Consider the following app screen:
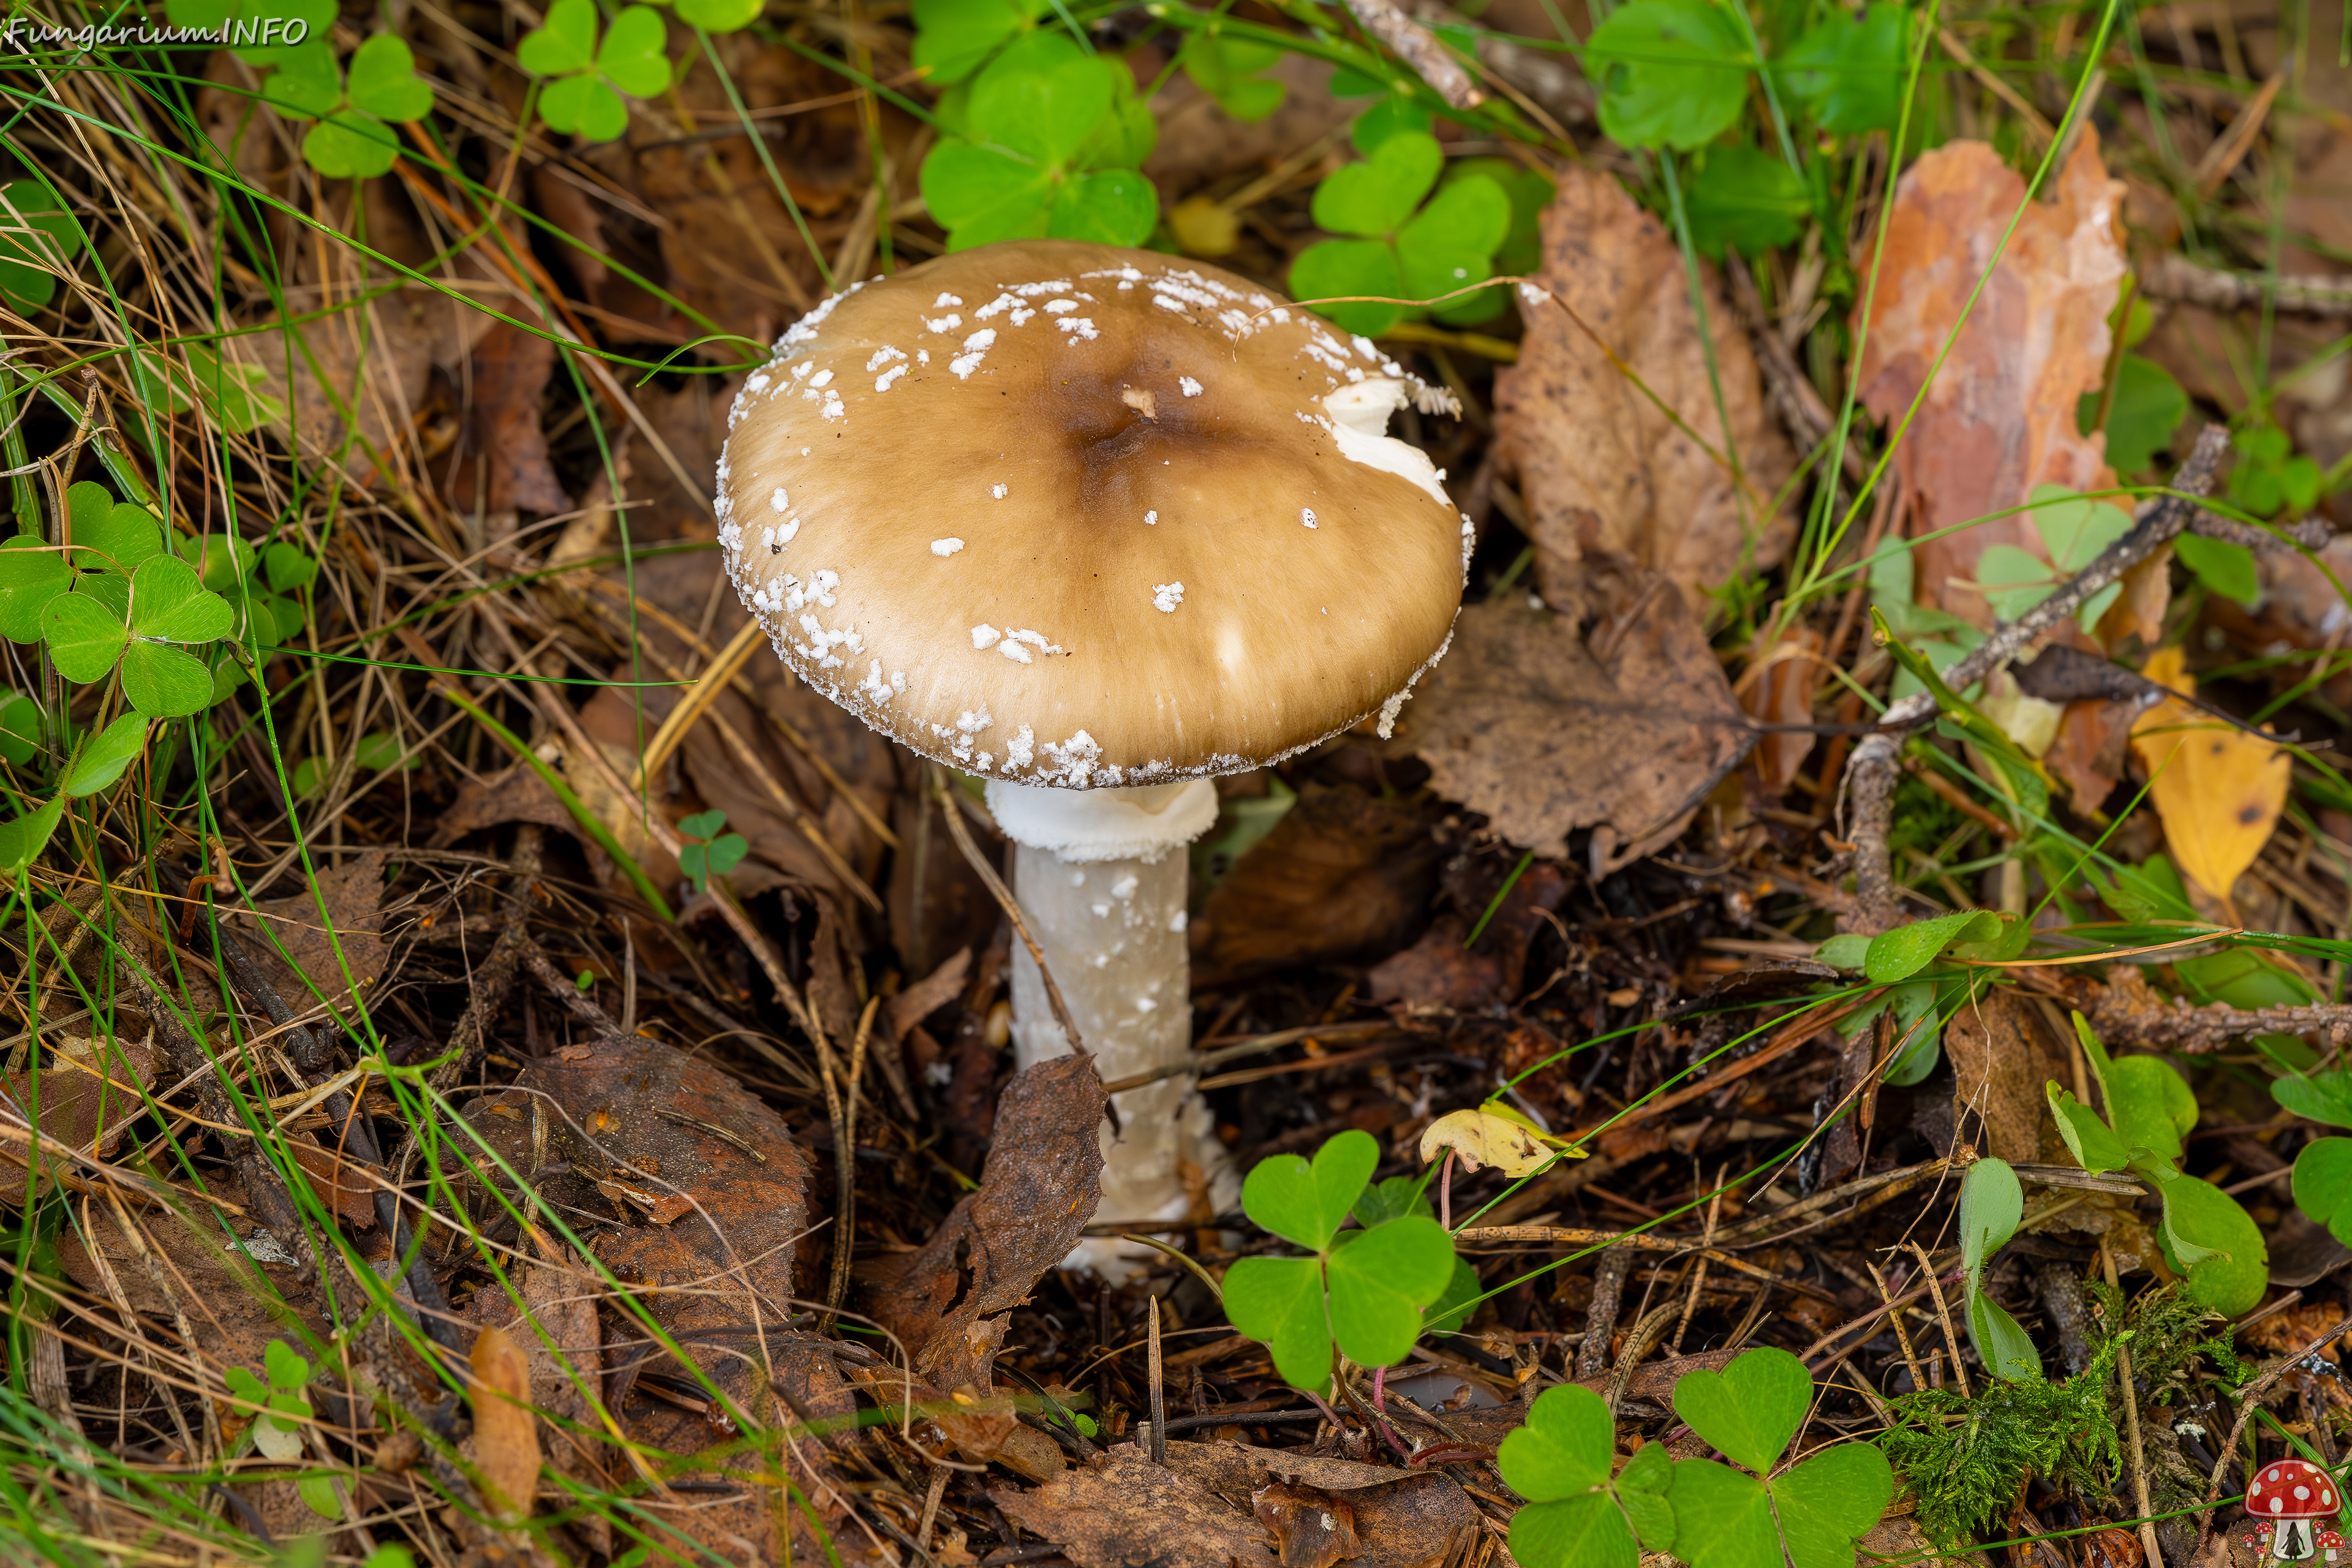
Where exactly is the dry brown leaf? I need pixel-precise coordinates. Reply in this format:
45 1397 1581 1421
844 1366 1065 1480
2045 698 2139 813
1494 165 1797 609
2130 646 2290 905
1256 1482 1361 1568
1384 595 1751 873
1191 782 1444 988
1942 987 2070 1164
869 1053 1106 1390
995 1447 1281 1568
1855 132 2132 630
471 1248 611 1551
1366 861 1567 1010
886 947 971 1043
469 1325 541 1523
0 1031 159 1204
227 850 391 1009
1744 630 1823 793
442 321 570 520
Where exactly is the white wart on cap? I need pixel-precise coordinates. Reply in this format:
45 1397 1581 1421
716 239 1471 786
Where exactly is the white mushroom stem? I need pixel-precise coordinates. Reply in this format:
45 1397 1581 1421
986 778 1235 1280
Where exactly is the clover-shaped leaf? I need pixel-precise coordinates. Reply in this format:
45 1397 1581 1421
1501 1385 1678 1568
1179 32 1286 123
1672 1347 1811 1474
297 35 435 178
130 345 286 436
0 537 70 643
522 0 672 143
264 541 320 595
1684 144 1809 261
262 40 342 118
0 176 86 313
1665 1350 1892 1568
0 695 40 767
1244 1126 1379 1250
66 482 163 572
41 594 127 685
1583 0 1751 151
265 1339 312 1391
676 808 748 894
2278 1069 2352 1130
1779 1 1909 134
912 0 1047 85
1286 239 1403 336
1225 1129 1460 1390
1312 130 1442 238
132 556 236 643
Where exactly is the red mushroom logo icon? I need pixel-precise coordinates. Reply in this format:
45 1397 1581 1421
2248 1460 2342 1561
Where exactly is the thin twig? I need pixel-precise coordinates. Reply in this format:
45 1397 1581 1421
925 766 1085 1057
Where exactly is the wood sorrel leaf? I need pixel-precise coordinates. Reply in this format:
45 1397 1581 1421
1509 1494 1638 1568
0 537 70 643
1670 1347 1812 1475
1771 1441 1894 1568
120 642 215 718
1667 1459 1777 1568
1325 1214 1453 1368
131 556 234 643
1499 1384 1616 1500
1241 1127 1377 1251
2274 1069 2352 1130
1221 1254 1327 1390
40 593 127 685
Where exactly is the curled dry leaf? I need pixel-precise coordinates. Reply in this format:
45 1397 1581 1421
1855 131 2130 631
869 1053 1107 1390
1419 1105 1578 1176
443 320 571 519
1368 857 1567 1011
0 1030 159 1204
1384 595 1751 875
2130 646 2290 905
1942 986 2071 1164
1494 164 1797 611
469 1325 541 1524
1254 1481 1361 1568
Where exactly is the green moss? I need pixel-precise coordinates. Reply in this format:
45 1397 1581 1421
1878 1338 2122 1550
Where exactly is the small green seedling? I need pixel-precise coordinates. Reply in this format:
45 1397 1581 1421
225 1340 315 1464
576 968 597 992
1501 1348 1893 1568
260 36 437 178
2227 424 2324 520
920 31 1158 251
1223 1128 1457 1390
1290 105 1513 336
1777 1 1910 135
1178 31 1287 123
2046 1011 2266 1313
0 176 87 312
1958 1155 2037 1380
676 809 749 895
1683 145 1809 260
519 0 674 144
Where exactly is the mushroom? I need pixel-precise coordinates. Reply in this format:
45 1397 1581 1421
2248 1458 2340 1561
715 241 1469 1276
2320 1526 2346 1562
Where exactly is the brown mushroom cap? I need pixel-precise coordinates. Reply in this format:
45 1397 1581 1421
715 239 1468 787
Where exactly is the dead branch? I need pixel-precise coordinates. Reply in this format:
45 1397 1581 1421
2035 964 2352 1055
2141 252 2352 318
1839 424 2231 932
1341 0 1486 109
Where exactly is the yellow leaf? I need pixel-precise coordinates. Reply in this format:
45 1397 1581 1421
469 1325 541 1524
1418 1105 1582 1177
2128 646 2288 906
